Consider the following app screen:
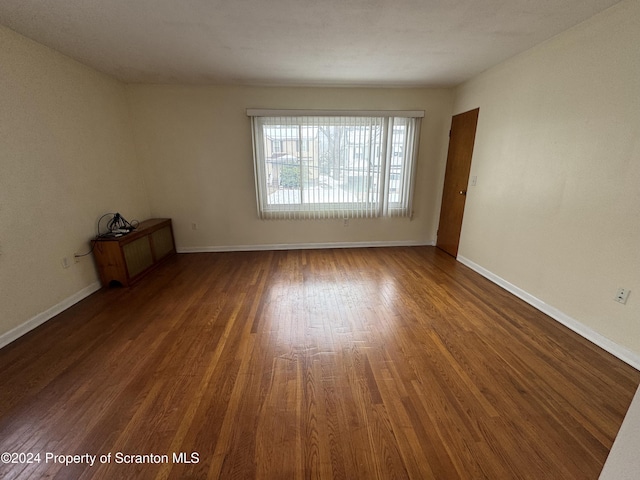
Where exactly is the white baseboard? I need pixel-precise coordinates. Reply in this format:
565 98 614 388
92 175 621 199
178 239 435 253
0 282 101 350
457 255 640 371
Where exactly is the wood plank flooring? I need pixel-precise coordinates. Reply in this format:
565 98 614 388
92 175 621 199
0 247 638 479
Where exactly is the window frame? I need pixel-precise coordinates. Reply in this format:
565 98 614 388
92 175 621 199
248 109 423 220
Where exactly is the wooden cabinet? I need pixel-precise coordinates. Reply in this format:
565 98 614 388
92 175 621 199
92 218 176 287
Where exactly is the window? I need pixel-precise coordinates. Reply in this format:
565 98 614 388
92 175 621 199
248 109 423 220
271 139 283 153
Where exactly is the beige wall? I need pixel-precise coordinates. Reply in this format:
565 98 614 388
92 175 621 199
453 0 640 355
0 26 150 339
126 85 453 250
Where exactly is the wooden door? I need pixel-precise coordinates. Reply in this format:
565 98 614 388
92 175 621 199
436 108 479 257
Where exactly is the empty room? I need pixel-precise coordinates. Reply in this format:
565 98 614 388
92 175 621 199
1 0 639 479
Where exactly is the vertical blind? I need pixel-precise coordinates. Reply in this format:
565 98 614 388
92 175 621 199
248 110 423 220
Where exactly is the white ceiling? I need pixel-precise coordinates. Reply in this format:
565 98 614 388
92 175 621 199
0 0 622 87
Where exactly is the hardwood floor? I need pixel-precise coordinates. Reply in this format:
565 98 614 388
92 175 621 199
0 247 638 479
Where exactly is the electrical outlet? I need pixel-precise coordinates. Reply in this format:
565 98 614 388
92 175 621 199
343 218 349 227
191 222 198 230
471 175 477 186
61 257 71 269
615 288 630 305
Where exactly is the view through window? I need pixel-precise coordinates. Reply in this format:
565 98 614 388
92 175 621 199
249 111 423 219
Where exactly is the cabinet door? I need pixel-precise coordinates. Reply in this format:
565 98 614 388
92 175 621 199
123 237 153 278
151 225 175 261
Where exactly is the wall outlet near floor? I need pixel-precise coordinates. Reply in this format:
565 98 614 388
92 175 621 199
191 222 198 230
614 288 630 305
61 257 71 269
343 218 349 227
